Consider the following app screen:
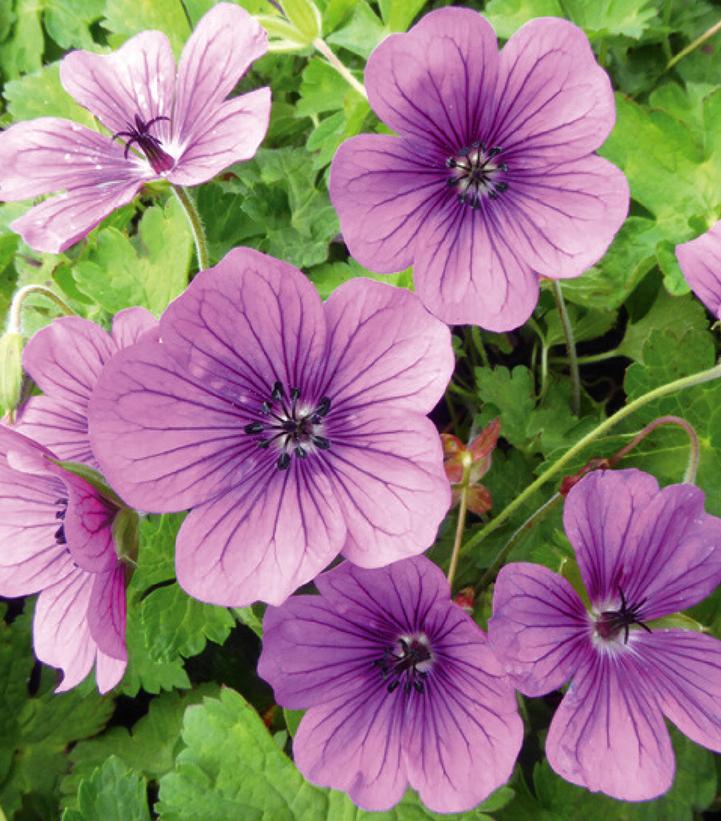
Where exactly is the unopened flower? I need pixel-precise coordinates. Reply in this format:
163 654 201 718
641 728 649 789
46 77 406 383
489 468 721 801
441 417 500 515
258 556 523 812
676 221 721 318
0 3 270 253
16 308 157 468
330 8 629 331
88 247 454 607
0 427 127 693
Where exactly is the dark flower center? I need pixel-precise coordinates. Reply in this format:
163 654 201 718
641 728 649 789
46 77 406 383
54 497 68 546
112 114 174 174
595 588 652 645
243 381 332 471
373 634 433 694
446 142 509 208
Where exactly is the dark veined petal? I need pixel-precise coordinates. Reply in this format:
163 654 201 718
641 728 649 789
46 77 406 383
88 565 127 682
676 220 721 318
489 562 589 697
16 397 94 469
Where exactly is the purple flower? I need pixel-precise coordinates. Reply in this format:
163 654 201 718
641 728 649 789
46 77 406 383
258 556 523 812
329 8 629 331
0 3 270 253
676 221 721 319
488 468 721 801
0 427 126 693
87 248 454 607
16 307 158 469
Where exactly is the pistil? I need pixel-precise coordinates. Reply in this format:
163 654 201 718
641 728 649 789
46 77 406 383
446 142 509 207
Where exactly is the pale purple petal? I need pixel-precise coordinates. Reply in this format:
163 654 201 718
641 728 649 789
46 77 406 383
175 463 346 607
321 278 454 413
88 565 127 668
499 155 629 279
16 397 94 467
546 651 674 801
111 306 159 347
413 203 540 331
635 630 721 753
365 8 499 149
60 31 175 137
489 562 589 696
95 652 127 694
325 409 450 567
329 134 441 274
172 3 267 148
676 220 721 318
168 88 271 187
404 608 522 813
0 117 147 201
492 18 615 163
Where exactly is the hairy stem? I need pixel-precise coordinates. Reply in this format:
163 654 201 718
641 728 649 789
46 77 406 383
551 280 580 415
8 285 75 334
313 37 368 99
461 360 721 559
173 186 209 270
667 17 721 71
447 455 472 590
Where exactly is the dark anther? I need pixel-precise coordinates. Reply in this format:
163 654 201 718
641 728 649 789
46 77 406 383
445 157 457 168
290 387 301 401
277 452 291 471
488 146 502 157
295 445 307 459
261 401 272 414
244 422 264 434
312 435 331 450
499 163 508 172
597 587 652 644
414 680 424 693
387 681 400 693
272 382 284 401
315 397 331 417
488 190 498 200
257 439 270 449
374 635 432 696
54 524 66 545
495 182 509 192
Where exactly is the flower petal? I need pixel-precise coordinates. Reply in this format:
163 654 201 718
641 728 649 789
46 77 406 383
405 608 523 813
111 306 159 348
492 18 615 163
16 396 94 469
172 3 267 147
676 220 721 318
413 204 540 331
60 31 175 136
546 651 674 801
87 565 127 674
325 409 450 567
175 462 346 607
635 630 721 752
58 470 117 573
321 277 453 414
0 117 144 201
329 134 441 274
501 155 629 279
489 562 589 696
169 88 270 187
365 7 499 149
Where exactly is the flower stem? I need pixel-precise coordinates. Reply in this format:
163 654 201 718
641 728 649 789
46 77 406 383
172 186 209 270
550 348 622 366
551 280 580 415
8 284 75 334
666 17 721 71
447 454 472 590
460 360 721 560
313 37 368 100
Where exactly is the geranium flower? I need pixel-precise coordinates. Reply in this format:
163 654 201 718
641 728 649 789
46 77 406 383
87 247 454 607
329 8 629 331
17 307 157 469
257 556 523 812
488 468 721 801
441 417 500 515
0 427 126 693
676 221 721 318
0 3 270 253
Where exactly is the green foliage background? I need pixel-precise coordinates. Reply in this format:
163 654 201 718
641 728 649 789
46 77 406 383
1 0 721 818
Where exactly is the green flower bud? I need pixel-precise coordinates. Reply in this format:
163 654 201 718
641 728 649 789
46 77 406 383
0 332 24 416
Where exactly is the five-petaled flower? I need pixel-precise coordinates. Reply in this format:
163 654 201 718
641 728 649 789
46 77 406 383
676 221 721 319
330 8 629 331
0 427 127 693
258 556 523 812
0 3 271 253
489 468 721 801
16 307 158 469
87 247 454 607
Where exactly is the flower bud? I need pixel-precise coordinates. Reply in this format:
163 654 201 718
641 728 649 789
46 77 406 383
0 332 24 416
257 0 322 51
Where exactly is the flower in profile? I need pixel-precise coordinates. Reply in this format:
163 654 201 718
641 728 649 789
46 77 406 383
488 468 721 801
258 556 523 812
441 417 500 515
88 247 454 607
0 427 127 693
16 307 157 469
329 8 629 331
0 3 270 253
676 221 721 318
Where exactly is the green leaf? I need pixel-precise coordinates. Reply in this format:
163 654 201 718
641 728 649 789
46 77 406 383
474 366 535 449
308 259 413 300
0 0 44 79
327 0 386 59
102 0 190 56
297 57 354 117
72 196 192 315
483 0 563 40
44 0 105 49
62 757 150 821
4 62 96 125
